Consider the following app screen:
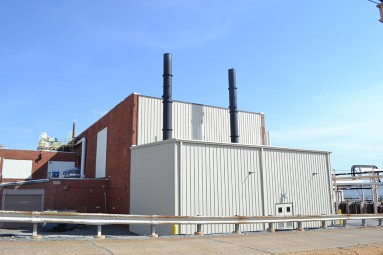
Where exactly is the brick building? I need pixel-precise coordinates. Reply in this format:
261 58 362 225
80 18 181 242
0 92 266 218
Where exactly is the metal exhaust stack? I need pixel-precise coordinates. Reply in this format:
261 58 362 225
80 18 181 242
162 53 173 140
228 68 239 143
72 122 76 142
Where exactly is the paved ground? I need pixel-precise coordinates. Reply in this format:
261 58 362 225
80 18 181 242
1 223 383 254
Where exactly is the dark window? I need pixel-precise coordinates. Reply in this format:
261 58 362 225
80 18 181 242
287 207 291 213
278 207 282 213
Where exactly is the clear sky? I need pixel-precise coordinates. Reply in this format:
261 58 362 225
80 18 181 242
0 1 382 171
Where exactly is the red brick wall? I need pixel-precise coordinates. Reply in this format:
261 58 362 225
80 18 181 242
75 93 138 214
0 150 78 182
0 179 109 213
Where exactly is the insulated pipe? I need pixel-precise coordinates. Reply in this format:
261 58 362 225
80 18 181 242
228 68 239 143
75 137 86 178
162 53 173 140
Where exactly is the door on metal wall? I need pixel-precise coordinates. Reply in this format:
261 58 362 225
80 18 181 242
275 203 293 229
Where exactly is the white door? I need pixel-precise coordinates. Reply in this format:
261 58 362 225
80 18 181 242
275 203 293 229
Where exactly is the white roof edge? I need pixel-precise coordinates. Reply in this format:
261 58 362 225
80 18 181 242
131 138 331 154
138 94 264 115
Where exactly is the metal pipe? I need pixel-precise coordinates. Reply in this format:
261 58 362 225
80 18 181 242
162 53 173 140
351 165 378 176
228 68 239 143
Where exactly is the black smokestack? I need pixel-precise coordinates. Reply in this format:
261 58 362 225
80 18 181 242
228 68 239 143
162 53 173 140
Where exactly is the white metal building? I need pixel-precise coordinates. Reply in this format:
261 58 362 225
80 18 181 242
130 139 333 235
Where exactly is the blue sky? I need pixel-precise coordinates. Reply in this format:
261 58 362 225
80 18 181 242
0 1 382 171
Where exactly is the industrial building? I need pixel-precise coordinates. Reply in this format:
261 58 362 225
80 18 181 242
0 53 334 234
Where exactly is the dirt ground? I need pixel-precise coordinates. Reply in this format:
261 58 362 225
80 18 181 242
284 242 383 255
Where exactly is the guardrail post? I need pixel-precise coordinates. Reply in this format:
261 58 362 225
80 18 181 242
94 225 105 239
267 222 275 233
194 224 204 236
31 223 42 239
379 219 383 226
342 220 347 228
362 219 367 228
149 225 158 238
321 220 327 229
232 223 241 234
297 222 304 232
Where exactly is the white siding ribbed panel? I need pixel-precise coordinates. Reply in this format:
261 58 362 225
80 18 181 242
137 96 264 145
130 139 333 235
137 96 163 144
262 149 333 228
130 142 178 236
95 127 107 178
2 159 32 179
238 112 263 145
202 106 231 143
179 143 263 234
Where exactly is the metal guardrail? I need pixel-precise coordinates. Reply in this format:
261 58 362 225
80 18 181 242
0 210 382 239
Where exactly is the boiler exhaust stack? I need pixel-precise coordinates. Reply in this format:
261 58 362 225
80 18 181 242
72 122 76 142
162 53 173 140
228 68 239 143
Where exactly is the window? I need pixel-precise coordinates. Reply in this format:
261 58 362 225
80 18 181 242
278 207 283 213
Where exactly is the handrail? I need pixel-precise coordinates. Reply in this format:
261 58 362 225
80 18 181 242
0 210 382 238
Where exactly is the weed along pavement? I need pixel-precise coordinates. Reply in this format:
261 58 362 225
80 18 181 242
1 225 383 255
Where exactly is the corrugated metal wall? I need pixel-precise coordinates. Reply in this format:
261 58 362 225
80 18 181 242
130 142 178 236
130 139 333 235
262 149 333 228
179 142 264 234
137 96 264 145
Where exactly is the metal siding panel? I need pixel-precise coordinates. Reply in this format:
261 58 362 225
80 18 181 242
137 96 163 145
131 139 332 235
238 112 263 145
203 107 230 143
130 142 177 236
138 96 264 145
179 143 263 234
95 127 107 178
262 149 332 228
2 159 32 179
